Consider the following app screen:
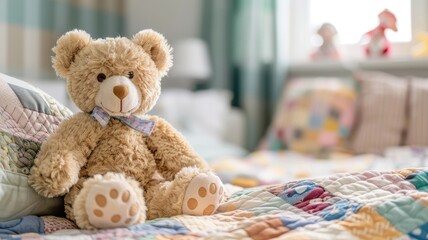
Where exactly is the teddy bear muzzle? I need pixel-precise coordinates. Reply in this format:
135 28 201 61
95 75 141 116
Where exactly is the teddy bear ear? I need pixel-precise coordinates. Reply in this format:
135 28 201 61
52 29 92 78
132 29 173 77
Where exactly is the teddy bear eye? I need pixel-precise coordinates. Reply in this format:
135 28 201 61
128 71 134 79
97 73 106 82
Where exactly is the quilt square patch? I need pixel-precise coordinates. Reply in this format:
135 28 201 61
339 206 403 240
318 199 362 221
8 84 52 115
376 196 428 234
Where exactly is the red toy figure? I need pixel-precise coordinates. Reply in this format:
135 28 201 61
363 9 397 58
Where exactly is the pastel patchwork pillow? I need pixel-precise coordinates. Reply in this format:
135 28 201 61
263 78 357 157
0 72 72 220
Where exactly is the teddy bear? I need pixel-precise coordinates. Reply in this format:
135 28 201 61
28 29 225 229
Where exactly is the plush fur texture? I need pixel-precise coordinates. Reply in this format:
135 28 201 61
28 29 223 229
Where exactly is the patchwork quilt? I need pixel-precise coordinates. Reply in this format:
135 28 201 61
1 73 428 239
2 168 428 239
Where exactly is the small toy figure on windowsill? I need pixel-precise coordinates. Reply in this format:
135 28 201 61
311 23 340 61
362 9 397 58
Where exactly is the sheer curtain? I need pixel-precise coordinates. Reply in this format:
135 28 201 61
202 0 289 150
0 0 124 80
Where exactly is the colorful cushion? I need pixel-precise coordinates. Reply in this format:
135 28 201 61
262 78 357 157
406 78 428 146
351 72 408 154
0 72 72 220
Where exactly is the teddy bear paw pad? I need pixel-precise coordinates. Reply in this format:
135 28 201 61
85 181 143 228
182 172 224 216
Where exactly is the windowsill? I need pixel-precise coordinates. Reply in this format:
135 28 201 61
289 57 428 73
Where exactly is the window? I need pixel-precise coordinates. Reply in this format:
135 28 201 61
309 0 411 44
289 0 427 62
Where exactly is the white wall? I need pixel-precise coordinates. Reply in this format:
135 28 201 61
125 0 203 43
125 0 204 88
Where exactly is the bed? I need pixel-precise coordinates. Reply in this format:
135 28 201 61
2 168 428 239
1 72 428 239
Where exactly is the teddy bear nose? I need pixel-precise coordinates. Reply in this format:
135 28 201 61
113 85 129 100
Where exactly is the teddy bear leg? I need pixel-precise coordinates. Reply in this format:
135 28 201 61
64 178 85 223
72 172 147 229
146 167 225 219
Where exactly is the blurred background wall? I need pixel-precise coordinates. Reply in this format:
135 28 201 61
0 0 290 150
2 0 428 153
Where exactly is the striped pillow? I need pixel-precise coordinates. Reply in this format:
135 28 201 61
406 78 428 146
351 72 408 154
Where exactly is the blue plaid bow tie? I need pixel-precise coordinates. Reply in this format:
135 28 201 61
91 106 156 136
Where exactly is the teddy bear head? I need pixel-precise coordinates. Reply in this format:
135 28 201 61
52 29 172 116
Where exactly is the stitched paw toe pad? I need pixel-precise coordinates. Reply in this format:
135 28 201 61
85 181 142 228
183 172 224 216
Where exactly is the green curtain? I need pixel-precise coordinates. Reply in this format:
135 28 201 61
202 0 289 150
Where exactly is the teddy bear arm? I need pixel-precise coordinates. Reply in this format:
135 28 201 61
146 116 209 180
29 113 103 197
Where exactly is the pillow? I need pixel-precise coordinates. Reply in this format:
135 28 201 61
406 78 428 146
0 72 72 220
351 71 408 154
151 89 232 139
262 78 357 157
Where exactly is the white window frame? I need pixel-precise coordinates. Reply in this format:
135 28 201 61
289 0 428 63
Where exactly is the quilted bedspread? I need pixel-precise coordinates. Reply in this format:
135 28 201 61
4 168 428 240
